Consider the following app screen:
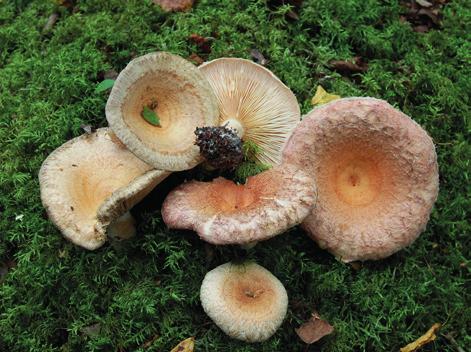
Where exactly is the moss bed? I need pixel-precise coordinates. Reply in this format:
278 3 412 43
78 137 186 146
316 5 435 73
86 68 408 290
0 1 469 351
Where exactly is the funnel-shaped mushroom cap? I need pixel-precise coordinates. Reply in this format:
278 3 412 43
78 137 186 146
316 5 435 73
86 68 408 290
106 52 218 171
283 98 439 262
162 164 316 245
200 262 288 342
39 128 170 250
199 58 300 165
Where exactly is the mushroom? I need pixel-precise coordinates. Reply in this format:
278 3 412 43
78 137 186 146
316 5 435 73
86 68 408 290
199 58 300 165
39 128 170 250
200 262 288 342
282 97 439 262
106 52 218 171
161 164 316 245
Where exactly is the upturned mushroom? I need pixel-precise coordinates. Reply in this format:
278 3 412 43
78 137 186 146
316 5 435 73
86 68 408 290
39 128 170 250
282 97 439 262
200 262 288 342
199 58 300 165
161 164 316 245
106 52 218 171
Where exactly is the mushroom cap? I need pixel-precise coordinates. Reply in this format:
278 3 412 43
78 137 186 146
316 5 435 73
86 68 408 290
106 52 219 171
39 128 170 250
199 58 300 165
283 98 439 262
161 164 316 245
200 262 288 342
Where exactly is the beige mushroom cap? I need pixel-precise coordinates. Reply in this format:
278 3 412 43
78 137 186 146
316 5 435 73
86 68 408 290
161 164 316 245
283 98 439 262
106 52 218 171
199 58 300 165
200 262 288 342
39 128 170 250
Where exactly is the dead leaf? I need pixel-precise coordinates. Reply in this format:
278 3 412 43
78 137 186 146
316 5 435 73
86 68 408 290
295 312 334 344
250 49 268 66
81 125 96 134
329 57 368 74
170 337 194 352
141 334 159 348
311 86 341 106
188 34 213 54
400 323 441 352
153 0 194 12
416 0 433 8
188 53 204 65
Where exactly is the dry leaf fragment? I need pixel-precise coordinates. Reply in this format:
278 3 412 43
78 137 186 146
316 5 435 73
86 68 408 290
188 53 204 65
295 312 334 344
416 0 433 8
400 323 441 352
250 49 269 66
153 0 194 12
188 34 213 54
170 337 194 352
329 56 368 74
311 86 341 106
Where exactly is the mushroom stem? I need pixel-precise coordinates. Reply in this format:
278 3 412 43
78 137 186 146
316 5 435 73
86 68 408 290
222 118 245 137
107 211 136 240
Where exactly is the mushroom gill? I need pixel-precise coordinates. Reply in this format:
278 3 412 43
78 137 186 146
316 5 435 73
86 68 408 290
199 58 300 165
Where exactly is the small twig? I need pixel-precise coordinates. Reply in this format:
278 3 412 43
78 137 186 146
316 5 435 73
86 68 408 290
43 12 59 33
442 333 466 352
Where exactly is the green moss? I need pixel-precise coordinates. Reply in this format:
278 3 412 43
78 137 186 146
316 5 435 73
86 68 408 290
0 0 470 351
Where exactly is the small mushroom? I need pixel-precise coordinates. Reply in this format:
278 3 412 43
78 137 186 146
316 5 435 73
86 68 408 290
106 52 218 171
39 128 170 250
199 58 300 165
200 262 288 342
283 98 439 262
161 164 316 245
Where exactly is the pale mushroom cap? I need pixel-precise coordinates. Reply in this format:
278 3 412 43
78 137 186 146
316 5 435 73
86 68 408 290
161 164 317 245
39 128 170 250
283 97 439 262
200 262 288 342
199 58 300 165
106 52 219 171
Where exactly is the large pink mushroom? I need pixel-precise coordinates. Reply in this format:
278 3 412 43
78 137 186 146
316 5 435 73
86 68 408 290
161 164 317 245
283 97 439 262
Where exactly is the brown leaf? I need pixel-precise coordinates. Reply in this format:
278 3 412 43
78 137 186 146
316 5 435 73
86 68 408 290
170 337 194 352
250 49 268 66
188 53 204 65
295 312 334 344
329 57 368 74
153 0 194 12
188 34 213 54
400 323 441 352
